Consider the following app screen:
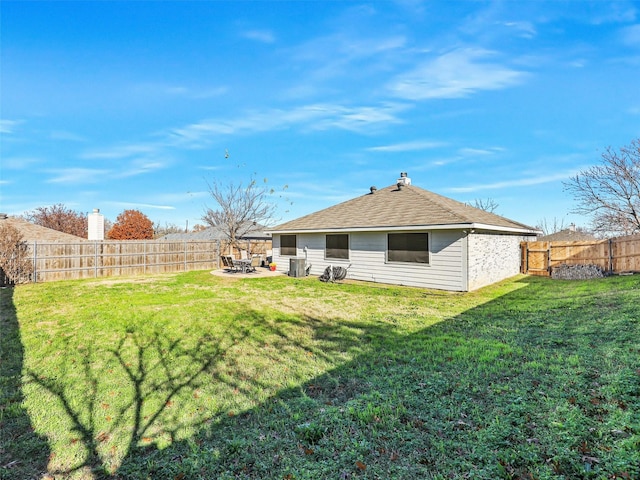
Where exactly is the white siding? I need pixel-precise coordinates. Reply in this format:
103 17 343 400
467 233 525 290
273 231 466 291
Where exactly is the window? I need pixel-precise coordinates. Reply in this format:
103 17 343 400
280 234 297 256
387 233 429 264
326 234 349 260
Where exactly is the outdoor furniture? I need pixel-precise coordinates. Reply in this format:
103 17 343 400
231 258 252 273
246 255 261 273
220 255 232 272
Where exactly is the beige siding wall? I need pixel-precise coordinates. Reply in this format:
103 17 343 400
467 233 524 290
273 230 466 291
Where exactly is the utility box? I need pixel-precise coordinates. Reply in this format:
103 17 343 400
289 257 306 277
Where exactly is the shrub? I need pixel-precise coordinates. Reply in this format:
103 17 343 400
0 222 33 285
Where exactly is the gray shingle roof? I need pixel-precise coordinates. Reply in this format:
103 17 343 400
0 216 88 242
271 184 537 234
159 223 271 241
537 228 597 242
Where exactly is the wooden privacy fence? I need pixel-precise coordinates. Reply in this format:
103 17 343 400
23 240 220 283
521 235 640 276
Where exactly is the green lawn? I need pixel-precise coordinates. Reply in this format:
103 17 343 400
1 271 639 479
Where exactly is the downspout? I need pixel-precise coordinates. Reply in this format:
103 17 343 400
461 231 469 292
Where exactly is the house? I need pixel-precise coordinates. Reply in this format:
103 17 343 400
159 222 272 258
0 214 87 243
537 224 597 242
267 173 540 291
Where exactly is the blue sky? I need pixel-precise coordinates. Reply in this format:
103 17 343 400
2 1 639 231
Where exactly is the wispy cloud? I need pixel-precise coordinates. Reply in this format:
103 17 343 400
458 147 504 156
131 83 228 100
502 21 537 39
446 171 577 193
2 156 42 170
106 201 176 211
242 29 276 44
366 140 447 152
168 102 407 147
46 168 111 184
0 119 22 134
388 48 527 100
81 143 159 160
114 160 169 178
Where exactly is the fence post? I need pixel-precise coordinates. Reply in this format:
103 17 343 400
609 238 614 274
144 241 147 275
184 241 187 271
33 241 38 283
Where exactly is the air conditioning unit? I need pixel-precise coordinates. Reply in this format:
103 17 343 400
289 257 306 277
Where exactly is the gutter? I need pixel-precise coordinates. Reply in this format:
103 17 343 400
267 223 540 236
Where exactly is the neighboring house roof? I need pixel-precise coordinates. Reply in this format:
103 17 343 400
159 223 271 241
0 215 87 242
270 183 539 235
537 228 597 242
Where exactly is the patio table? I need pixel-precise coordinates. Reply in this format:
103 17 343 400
233 258 252 273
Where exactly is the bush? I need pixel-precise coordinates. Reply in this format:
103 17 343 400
0 223 33 285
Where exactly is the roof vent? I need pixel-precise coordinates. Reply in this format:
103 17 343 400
397 172 411 186
370 186 377 194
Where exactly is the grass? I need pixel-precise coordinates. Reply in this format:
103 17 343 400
1 271 639 479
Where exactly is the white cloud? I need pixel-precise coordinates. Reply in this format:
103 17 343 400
388 48 527 100
81 143 159 160
458 147 504 156
242 29 276 44
366 140 447 152
0 119 22 134
46 168 111 184
446 171 577 193
115 160 169 178
167 102 407 147
2 156 42 170
107 201 175 211
503 21 537 39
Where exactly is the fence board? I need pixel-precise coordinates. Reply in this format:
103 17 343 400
521 235 640 276
21 240 222 283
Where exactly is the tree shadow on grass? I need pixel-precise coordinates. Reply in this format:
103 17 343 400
114 276 639 480
0 287 50 480
11 276 640 479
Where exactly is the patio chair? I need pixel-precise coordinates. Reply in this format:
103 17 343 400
223 255 240 272
247 254 262 273
220 255 232 272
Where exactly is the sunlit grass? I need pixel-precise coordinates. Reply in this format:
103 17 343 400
2 272 639 479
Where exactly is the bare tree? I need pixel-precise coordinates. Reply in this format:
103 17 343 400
153 222 185 238
535 217 567 237
23 203 87 238
564 139 640 236
202 176 279 253
469 198 499 213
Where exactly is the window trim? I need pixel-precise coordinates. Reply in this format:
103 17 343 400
386 232 430 264
280 234 297 257
325 233 350 260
